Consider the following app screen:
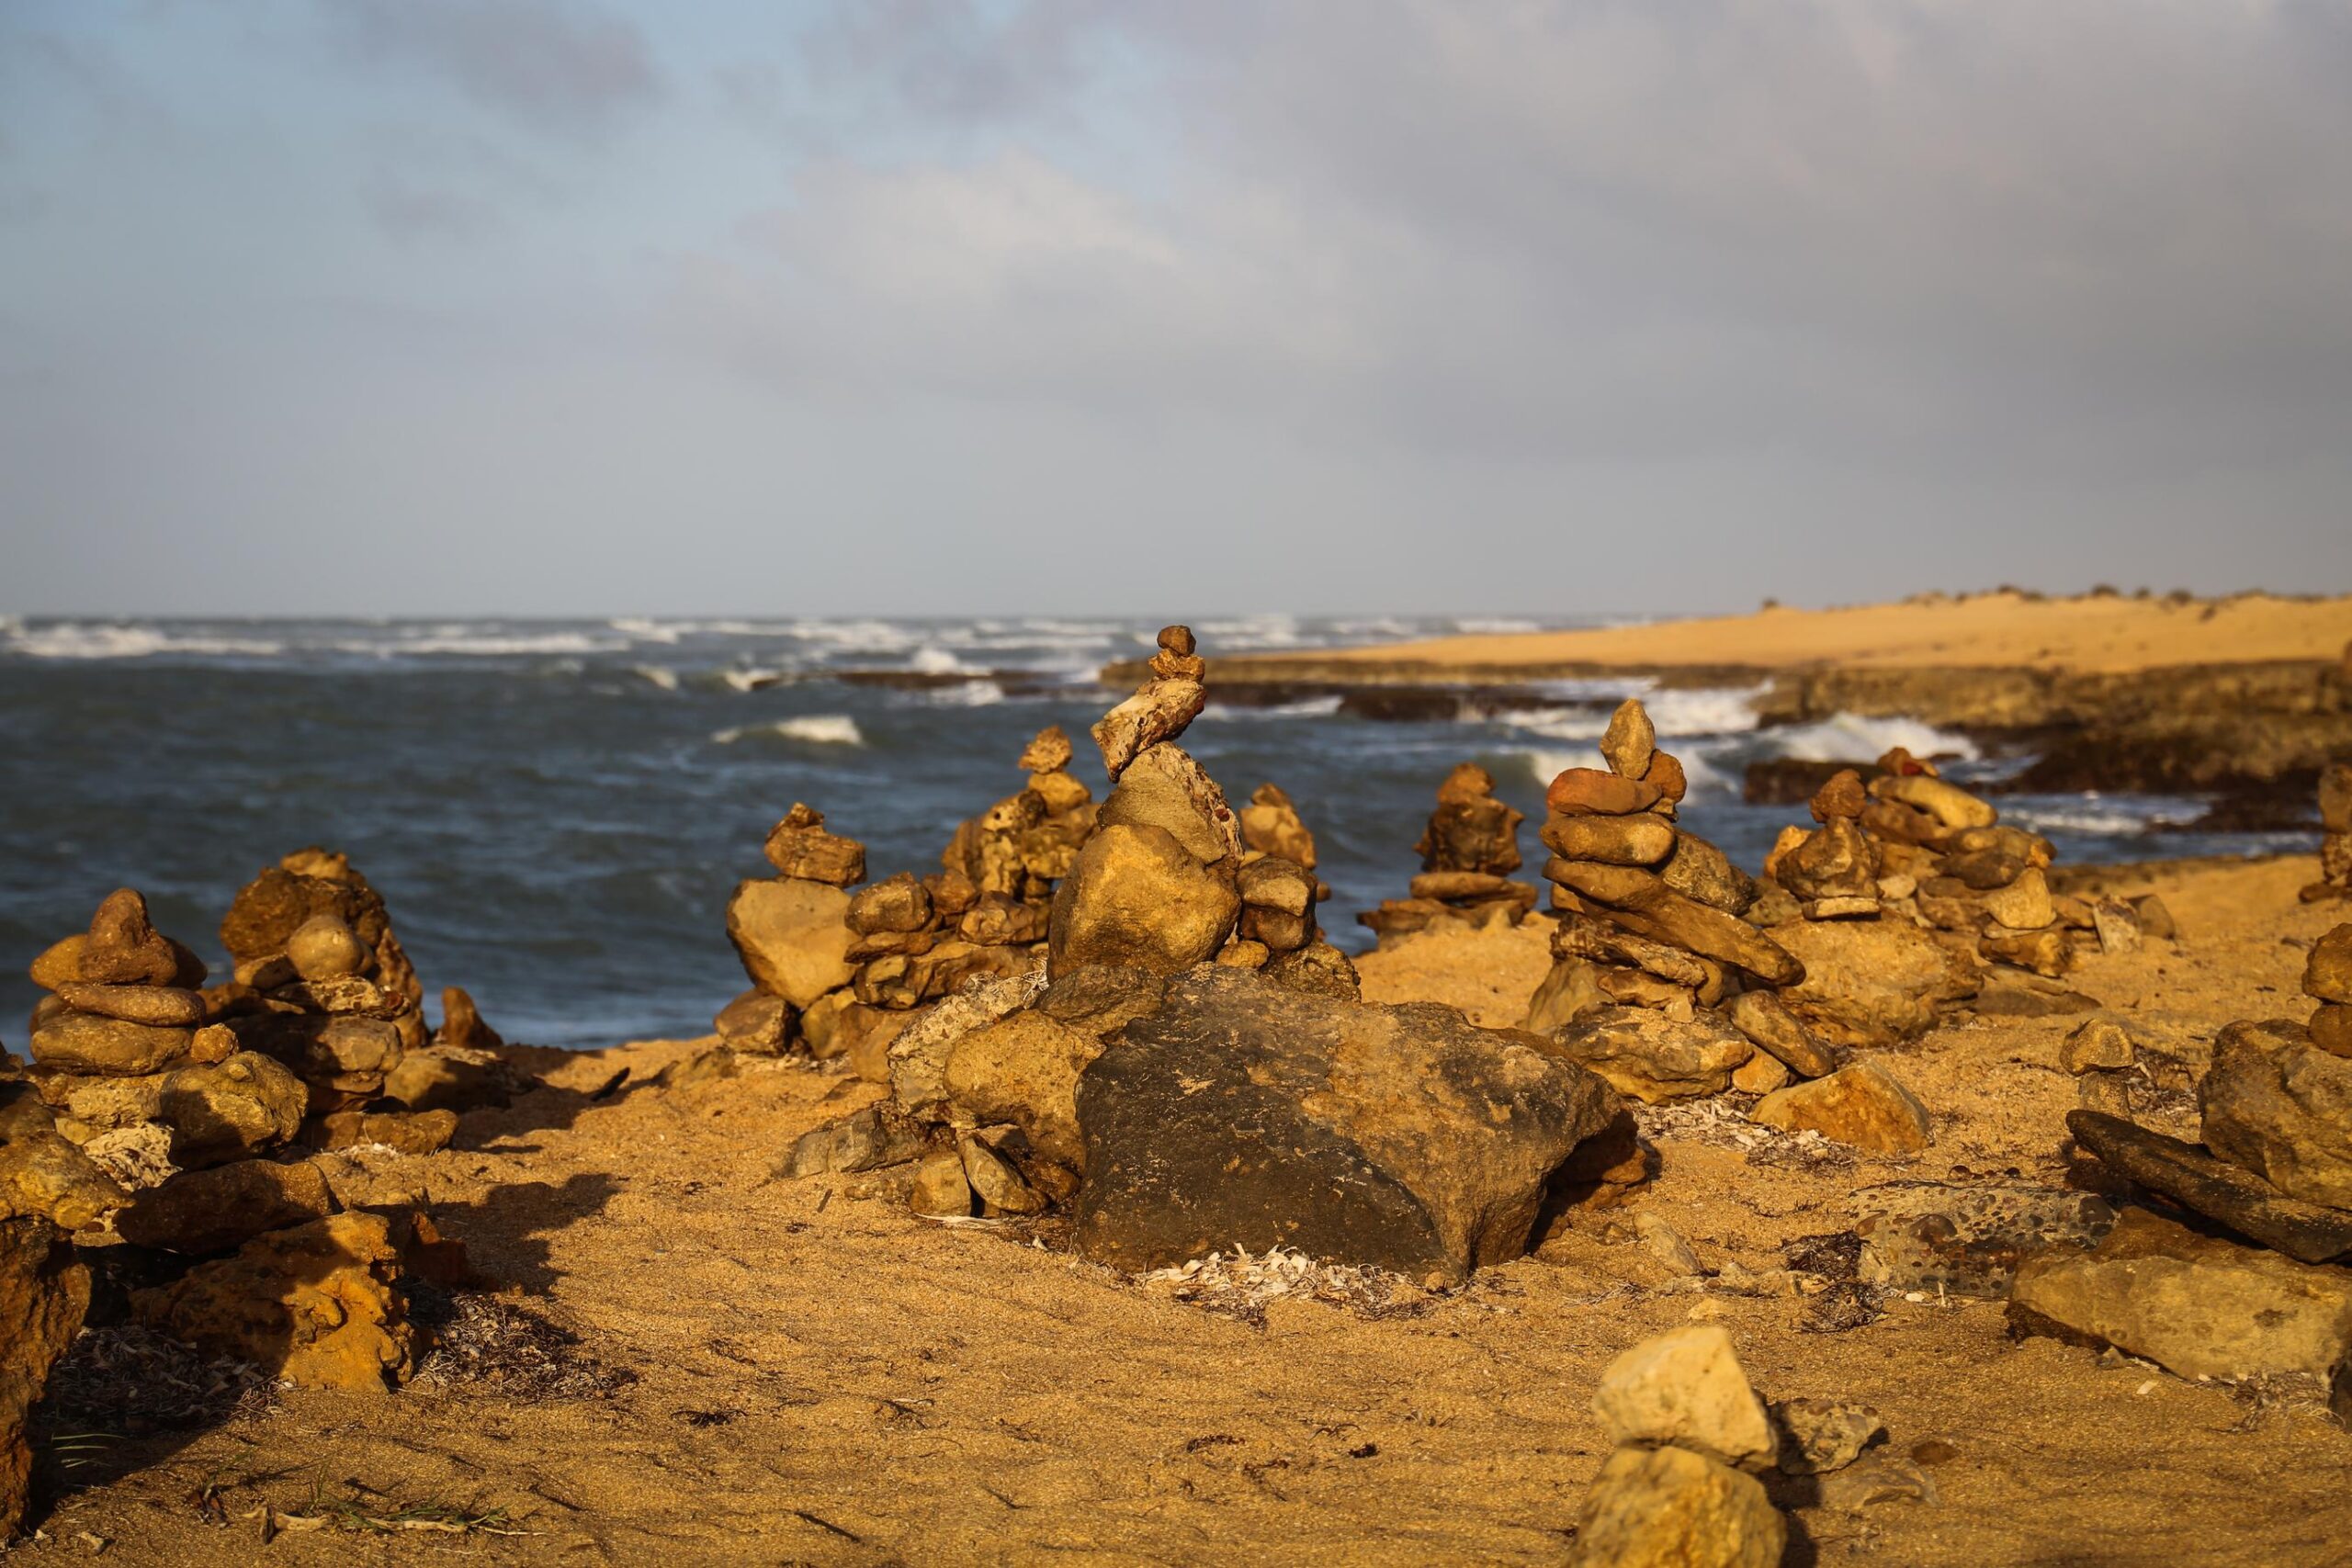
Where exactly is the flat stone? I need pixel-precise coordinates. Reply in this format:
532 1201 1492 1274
726 877 856 1008
30 1011 195 1077
2199 1019 2352 1209
1547 862 1801 986
115 1157 334 1254
763 803 867 886
1546 768 1665 818
1752 1065 1930 1154
1566 1444 1784 1568
1541 814 1677 867
1724 990 1838 1078
1548 1007 1752 1103
2069 1109 2352 1264
2062 1018 2138 1074
2009 1208 2352 1381
1555 915 1716 990
48 983 205 1028
1069 967 1618 1282
1873 774 1996 830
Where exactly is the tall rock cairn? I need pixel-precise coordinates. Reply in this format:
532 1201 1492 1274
2305 762 2351 904
12 886 416 1392
1359 764 1536 941
1529 700 1824 1101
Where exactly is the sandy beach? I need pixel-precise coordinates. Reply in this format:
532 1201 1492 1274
17 852 2346 1566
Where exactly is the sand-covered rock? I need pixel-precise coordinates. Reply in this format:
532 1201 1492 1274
1069 967 1617 1281
1548 1007 1753 1103
1566 1442 1784 1568
1752 1064 1931 1154
134 1211 414 1393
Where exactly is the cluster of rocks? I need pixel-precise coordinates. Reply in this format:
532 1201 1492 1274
1510 700 1926 1154
720 724 1102 1080
784 629 1638 1282
1570 1325 1906 1566
1768 749 2153 986
2307 762 2352 903
2013 923 2352 1385
1357 763 1536 939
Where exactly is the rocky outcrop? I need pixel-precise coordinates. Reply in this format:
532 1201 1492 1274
1069 967 1618 1281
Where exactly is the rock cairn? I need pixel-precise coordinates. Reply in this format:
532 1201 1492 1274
1527 701 1826 1104
2015 926 2352 1382
6 887 419 1395
2305 761 2351 903
783 626 1378 1230
1359 763 1537 940
718 725 1099 1081
209 850 458 1155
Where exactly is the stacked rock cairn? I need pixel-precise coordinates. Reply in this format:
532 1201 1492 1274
2305 761 2351 903
6 886 418 1398
718 723 1100 1079
782 625 1361 1219
2013 922 2352 1382
1526 701 1825 1099
1358 763 1537 940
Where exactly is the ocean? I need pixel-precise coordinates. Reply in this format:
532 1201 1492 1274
0 614 2315 1048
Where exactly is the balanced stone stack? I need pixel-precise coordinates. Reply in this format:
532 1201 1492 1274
2305 761 2352 904
209 852 454 1155
1526 700 1820 1102
2016 927 2352 1382
1359 764 1537 941
8 889 417 1393
720 803 865 1057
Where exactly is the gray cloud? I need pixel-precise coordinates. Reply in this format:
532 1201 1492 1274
323 0 661 133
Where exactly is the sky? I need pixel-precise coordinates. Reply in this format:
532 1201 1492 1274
2 0 2348 617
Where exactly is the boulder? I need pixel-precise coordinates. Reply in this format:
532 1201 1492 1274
1590 1325 1775 1471
2010 1208 2352 1381
1548 1008 1753 1103
941 1010 1108 1174
2199 1020 2352 1210
0 1217 90 1538
2068 1110 2352 1265
1566 1444 1784 1568
133 1211 413 1392
1752 1065 1930 1154
1770 918 1979 1047
1069 968 1618 1281
725 877 856 1008
1046 824 1238 978
115 1157 335 1254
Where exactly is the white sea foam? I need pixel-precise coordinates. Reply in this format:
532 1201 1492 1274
1645 686 1765 736
1756 714 1978 764
1453 616 1544 636
632 665 682 692
909 645 971 675
343 631 616 658
7 623 286 660
712 715 865 746
927 679 1004 706
720 668 788 693
1519 746 1606 785
785 619 918 653
1195 695 1346 721
1505 707 1610 741
610 617 684 644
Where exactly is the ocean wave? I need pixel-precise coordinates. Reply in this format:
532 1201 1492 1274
1645 686 1765 736
1504 707 1610 741
719 668 788 693
1196 695 1347 721
337 631 618 658
632 665 682 693
6 623 287 660
1198 614 1306 650
785 619 920 653
1453 616 1544 636
909 645 974 675
609 617 684 644
1754 714 1978 764
711 715 865 747
926 680 1004 706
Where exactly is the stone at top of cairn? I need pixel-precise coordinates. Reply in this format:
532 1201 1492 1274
1091 624 1208 781
1599 697 1655 783
1019 724 1075 775
763 802 866 886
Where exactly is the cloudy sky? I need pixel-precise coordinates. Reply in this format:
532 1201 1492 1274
3 1 2347 616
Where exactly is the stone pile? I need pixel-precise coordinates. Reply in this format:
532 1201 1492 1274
1569 1325 1904 1565
1358 763 1536 940
207 851 458 1155
2306 761 2352 903
785 626 1625 1275
5 887 420 1397
1524 701 1826 1104
718 723 1101 1080
2016 924 2352 1382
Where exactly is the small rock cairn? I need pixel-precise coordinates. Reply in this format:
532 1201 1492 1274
6 886 418 1394
718 721 1099 1079
2305 761 2351 903
782 626 1363 1222
1358 763 1536 940
2013 922 2352 1382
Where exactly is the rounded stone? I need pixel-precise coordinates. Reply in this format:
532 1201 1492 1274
287 914 368 982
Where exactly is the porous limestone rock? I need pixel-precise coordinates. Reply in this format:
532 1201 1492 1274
1770 918 1979 1047
1548 1008 1754 1104
134 1211 413 1393
1069 967 1618 1282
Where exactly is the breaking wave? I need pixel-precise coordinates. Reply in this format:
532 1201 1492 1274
710 716 865 747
